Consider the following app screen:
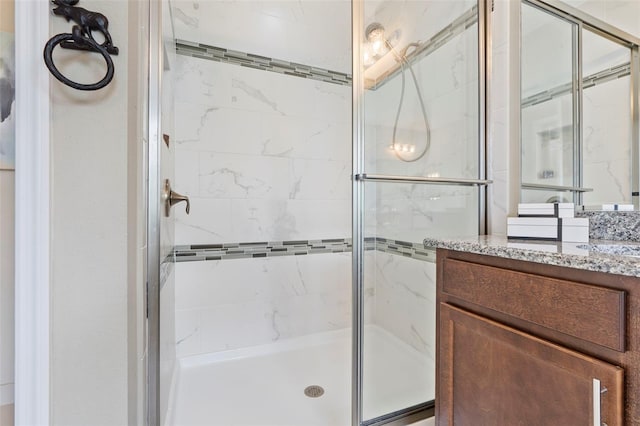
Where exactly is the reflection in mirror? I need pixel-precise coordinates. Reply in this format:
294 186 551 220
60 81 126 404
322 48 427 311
520 0 639 209
582 28 632 206
521 2 576 204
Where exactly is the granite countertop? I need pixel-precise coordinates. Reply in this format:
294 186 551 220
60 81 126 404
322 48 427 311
423 235 640 278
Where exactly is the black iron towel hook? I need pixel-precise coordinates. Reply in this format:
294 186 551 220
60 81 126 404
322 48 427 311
43 0 119 91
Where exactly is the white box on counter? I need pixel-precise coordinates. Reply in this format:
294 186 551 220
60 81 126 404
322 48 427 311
507 217 589 242
560 217 589 243
517 202 575 218
507 217 560 240
602 204 634 211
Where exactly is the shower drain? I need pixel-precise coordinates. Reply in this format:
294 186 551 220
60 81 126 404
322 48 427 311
304 385 325 398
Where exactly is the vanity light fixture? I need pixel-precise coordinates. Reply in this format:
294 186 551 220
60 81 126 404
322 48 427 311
365 22 387 56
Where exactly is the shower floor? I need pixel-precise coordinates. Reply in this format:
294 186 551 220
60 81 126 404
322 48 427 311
170 325 434 426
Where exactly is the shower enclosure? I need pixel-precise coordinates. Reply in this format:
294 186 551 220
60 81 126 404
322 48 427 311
147 0 488 425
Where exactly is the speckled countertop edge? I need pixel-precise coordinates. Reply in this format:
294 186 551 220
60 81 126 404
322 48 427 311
423 235 640 278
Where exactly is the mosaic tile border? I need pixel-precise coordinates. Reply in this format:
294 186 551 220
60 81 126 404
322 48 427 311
176 39 352 86
522 62 631 108
373 237 437 262
175 239 353 262
176 5 474 92
174 237 435 264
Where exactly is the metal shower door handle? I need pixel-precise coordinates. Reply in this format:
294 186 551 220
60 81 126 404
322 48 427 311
163 179 190 217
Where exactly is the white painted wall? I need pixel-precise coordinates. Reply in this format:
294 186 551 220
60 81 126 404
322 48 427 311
0 1 14 424
0 171 14 426
48 0 146 424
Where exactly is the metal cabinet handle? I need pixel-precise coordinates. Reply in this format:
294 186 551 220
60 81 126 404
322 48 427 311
593 378 601 426
163 179 190 217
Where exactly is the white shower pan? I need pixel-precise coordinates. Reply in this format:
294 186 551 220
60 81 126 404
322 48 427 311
170 325 434 426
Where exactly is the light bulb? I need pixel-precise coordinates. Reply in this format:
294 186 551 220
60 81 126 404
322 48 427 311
365 23 387 57
409 145 415 153
363 45 375 67
371 39 384 56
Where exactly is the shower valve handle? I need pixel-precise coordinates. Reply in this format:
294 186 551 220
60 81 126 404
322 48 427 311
163 179 190 217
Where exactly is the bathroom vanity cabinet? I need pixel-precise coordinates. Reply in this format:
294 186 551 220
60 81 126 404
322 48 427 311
435 248 640 425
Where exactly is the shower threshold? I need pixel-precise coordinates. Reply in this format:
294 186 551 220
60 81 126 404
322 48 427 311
169 325 434 426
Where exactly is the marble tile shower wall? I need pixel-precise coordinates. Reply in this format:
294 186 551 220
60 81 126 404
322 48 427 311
175 253 353 357
582 77 631 205
173 55 351 244
175 249 436 359
370 251 436 359
171 0 351 74
173 50 354 356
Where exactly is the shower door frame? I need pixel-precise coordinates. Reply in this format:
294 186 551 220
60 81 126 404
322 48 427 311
147 0 164 423
350 0 491 424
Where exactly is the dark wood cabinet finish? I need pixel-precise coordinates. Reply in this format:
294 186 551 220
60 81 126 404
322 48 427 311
436 249 640 425
442 257 626 351
439 303 623 426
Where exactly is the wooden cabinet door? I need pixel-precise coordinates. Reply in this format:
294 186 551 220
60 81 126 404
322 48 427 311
437 303 624 426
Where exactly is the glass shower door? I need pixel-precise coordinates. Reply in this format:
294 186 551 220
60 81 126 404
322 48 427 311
352 0 487 423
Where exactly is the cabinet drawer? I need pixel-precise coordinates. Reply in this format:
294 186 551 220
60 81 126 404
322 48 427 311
442 258 626 352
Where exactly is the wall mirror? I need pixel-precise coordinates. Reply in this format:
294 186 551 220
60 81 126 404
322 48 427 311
520 0 640 209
